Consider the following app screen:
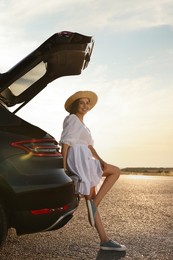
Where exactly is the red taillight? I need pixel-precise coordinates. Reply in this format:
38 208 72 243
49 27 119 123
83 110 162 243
31 205 69 215
10 138 62 157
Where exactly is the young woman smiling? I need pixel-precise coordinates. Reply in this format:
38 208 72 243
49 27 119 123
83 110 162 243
60 90 126 251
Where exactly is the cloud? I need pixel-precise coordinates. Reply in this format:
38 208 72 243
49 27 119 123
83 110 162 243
1 0 173 38
108 0 173 31
0 0 172 69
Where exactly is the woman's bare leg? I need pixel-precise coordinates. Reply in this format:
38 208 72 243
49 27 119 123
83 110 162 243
85 167 126 248
94 164 120 207
94 209 109 242
85 166 120 241
85 188 109 242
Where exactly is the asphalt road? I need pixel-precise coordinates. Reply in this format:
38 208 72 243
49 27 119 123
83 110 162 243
0 175 173 260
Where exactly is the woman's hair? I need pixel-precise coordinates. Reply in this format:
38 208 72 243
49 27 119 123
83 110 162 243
69 99 80 114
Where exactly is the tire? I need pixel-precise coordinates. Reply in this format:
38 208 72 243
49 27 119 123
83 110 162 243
0 201 8 248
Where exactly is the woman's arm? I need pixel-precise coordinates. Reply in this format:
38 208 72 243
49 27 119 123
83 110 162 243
88 145 108 170
61 143 70 171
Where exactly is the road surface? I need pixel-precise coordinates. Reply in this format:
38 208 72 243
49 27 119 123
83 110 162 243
0 175 173 260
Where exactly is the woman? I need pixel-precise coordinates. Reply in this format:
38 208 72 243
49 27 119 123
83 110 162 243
60 90 126 251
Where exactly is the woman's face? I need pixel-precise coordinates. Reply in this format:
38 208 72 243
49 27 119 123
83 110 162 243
77 97 90 115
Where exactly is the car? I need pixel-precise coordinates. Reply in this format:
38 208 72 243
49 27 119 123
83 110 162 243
0 31 94 247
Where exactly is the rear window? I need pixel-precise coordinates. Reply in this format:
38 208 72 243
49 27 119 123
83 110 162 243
8 62 46 96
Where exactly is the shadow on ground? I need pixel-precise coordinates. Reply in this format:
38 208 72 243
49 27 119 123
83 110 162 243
96 250 126 260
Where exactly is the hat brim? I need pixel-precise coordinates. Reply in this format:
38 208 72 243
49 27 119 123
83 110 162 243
65 91 98 112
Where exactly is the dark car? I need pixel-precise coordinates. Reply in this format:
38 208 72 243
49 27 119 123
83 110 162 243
0 31 94 247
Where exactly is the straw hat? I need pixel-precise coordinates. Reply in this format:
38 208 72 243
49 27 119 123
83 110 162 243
64 90 98 112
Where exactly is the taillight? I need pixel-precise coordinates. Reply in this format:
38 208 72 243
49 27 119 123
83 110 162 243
31 205 69 215
10 138 62 157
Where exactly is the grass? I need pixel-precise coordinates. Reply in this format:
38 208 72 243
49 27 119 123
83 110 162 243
121 167 173 176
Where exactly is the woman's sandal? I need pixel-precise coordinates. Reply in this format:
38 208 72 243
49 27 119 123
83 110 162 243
86 199 97 227
100 240 127 251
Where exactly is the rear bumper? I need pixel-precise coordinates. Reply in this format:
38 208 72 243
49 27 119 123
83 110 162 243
0 155 80 235
14 195 79 235
14 182 76 210
1 157 75 209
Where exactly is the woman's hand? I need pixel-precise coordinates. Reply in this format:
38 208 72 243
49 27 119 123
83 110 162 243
88 145 108 171
100 159 108 171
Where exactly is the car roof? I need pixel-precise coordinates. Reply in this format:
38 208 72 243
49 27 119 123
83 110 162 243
0 31 94 113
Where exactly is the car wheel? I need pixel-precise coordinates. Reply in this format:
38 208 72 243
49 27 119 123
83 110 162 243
0 201 8 247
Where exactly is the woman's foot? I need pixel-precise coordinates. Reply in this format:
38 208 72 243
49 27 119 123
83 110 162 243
100 240 126 251
86 199 97 227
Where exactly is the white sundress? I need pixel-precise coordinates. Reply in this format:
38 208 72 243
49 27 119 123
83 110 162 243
60 114 103 196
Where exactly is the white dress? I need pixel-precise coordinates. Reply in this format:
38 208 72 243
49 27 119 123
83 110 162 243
60 114 103 195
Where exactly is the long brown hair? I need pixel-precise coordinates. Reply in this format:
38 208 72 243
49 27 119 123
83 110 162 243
69 99 80 114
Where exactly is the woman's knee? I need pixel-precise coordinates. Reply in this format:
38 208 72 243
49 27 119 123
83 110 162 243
103 164 120 179
113 165 121 179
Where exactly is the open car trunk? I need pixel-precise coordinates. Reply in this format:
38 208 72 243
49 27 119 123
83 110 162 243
0 31 94 113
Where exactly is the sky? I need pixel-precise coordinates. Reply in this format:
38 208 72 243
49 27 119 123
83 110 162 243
0 0 173 168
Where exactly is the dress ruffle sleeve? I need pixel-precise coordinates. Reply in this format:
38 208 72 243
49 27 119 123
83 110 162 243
60 114 83 146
